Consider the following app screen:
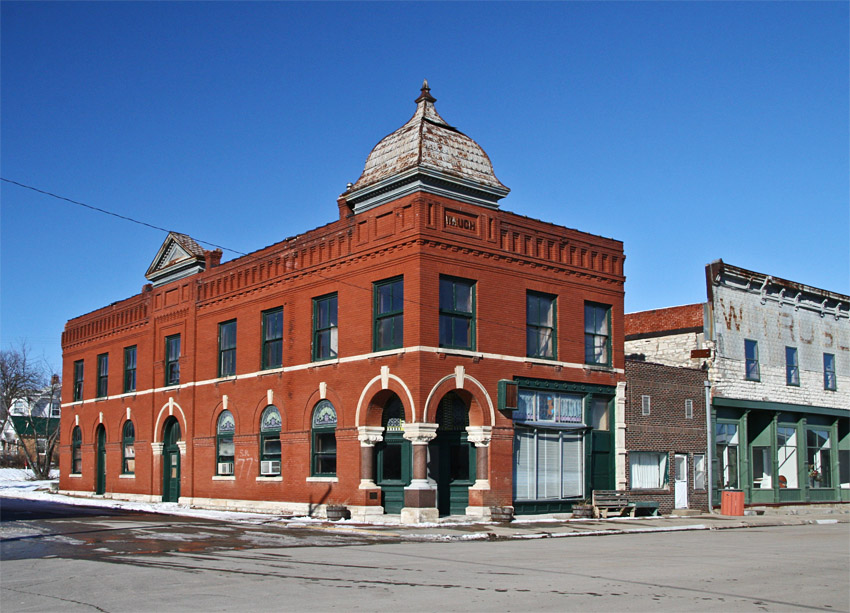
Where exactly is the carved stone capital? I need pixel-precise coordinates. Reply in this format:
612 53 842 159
465 425 492 447
402 423 439 445
150 442 164 455
357 426 384 446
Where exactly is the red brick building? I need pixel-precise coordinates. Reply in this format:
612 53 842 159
59 82 626 521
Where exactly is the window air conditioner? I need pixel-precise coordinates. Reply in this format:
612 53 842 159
260 460 280 476
217 462 234 475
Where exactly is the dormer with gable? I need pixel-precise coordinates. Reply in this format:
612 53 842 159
145 232 220 287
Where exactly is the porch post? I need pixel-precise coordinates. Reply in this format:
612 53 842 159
400 423 438 524
348 426 385 522
465 425 492 519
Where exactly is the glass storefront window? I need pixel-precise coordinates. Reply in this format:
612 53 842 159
715 422 739 489
777 426 798 489
807 429 831 488
752 446 772 489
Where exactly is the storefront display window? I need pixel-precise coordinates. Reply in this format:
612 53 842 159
807 429 831 488
777 426 798 489
752 446 772 489
715 422 739 489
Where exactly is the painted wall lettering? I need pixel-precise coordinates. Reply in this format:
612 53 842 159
444 213 476 232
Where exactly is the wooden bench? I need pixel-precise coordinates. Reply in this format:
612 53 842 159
592 490 632 518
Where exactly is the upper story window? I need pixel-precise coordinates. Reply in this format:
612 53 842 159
218 320 237 377
122 421 135 475
590 397 610 430
584 303 611 366
313 294 338 361
785 347 799 386
96 353 108 398
745 339 760 381
641 395 651 416
824 353 837 391
123 346 137 393
73 360 84 401
374 277 404 351
685 399 694 419
165 334 181 386
439 276 475 350
527 291 556 359
262 307 283 370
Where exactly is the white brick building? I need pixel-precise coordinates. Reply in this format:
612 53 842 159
626 260 849 506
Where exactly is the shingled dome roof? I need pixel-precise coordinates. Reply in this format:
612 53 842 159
346 81 510 213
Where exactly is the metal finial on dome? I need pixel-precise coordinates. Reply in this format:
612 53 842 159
415 79 436 104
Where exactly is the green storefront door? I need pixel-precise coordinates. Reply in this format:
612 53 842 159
95 426 106 495
430 431 475 516
590 430 613 491
375 432 411 514
162 418 181 503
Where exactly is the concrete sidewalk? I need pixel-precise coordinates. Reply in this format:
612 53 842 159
315 505 850 542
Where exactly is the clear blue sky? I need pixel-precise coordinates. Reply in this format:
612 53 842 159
2 1 848 374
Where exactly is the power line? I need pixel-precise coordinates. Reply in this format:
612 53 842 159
3 177 590 348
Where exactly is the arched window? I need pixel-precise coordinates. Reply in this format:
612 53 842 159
312 400 337 476
71 426 82 474
122 421 135 474
216 410 235 475
259 406 281 476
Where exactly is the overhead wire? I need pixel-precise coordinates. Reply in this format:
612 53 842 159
2 177 596 348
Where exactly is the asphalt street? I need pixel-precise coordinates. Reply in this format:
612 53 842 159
1 497 848 612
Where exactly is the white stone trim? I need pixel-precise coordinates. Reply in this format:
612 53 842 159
255 476 282 482
212 475 236 481
63 345 622 408
68 473 82 478
118 474 135 479
306 476 338 483
153 398 186 443
469 479 491 490
424 372 496 426
355 369 417 425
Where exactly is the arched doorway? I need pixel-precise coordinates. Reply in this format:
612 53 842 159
162 417 181 502
95 425 106 495
429 392 475 516
374 394 410 514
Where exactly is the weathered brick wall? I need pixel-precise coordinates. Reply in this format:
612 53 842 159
710 283 850 410
625 359 708 512
625 304 704 336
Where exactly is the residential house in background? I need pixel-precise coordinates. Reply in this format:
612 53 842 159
2 385 61 466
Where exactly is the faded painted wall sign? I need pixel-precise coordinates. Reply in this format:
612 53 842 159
444 210 477 233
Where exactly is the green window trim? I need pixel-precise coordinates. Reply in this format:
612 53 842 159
73 360 84 401
261 307 284 370
96 353 109 398
527 291 557 359
439 276 476 350
216 410 236 474
165 334 181 386
584 302 611 366
259 405 282 475
122 420 135 474
123 345 137 393
71 426 82 474
312 294 338 362
374 277 404 352
311 400 337 476
218 320 237 377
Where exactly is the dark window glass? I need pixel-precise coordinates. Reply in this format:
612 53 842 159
824 353 837 390
313 295 338 361
218 320 237 377
439 277 475 350
122 421 135 474
374 278 404 351
785 347 799 386
123 346 137 393
527 291 556 358
165 335 180 386
96 354 108 398
584 303 610 365
259 406 281 475
745 339 760 381
262 308 283 369
73 360 84 401
72 426 82 473
312 400 337 476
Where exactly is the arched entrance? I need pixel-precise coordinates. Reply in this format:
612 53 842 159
374 394 411 514
162 417 181 502
95 425 106 495
428 392 475 516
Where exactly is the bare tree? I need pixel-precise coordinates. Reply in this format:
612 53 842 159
0 344 46 438
1 344 60 479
